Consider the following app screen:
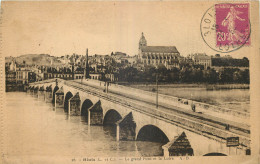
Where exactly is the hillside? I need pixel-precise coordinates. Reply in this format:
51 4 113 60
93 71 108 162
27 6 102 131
8 54 63 66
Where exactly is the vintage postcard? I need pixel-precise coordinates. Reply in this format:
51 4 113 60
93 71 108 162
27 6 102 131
0 1 259 164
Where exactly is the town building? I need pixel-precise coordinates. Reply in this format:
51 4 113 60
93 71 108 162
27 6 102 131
5 59 36 91
16 69 29 84
105 73 118 82
111 52 127 61
5 71 16 91
90 54 113 67
74 67 84 79
89 73 102 80
189 53 212 69
138 33 181 69
41 66 73 80
114 55 138 67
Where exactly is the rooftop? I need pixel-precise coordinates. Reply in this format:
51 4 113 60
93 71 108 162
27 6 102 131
191 53 211 60
140 46 179 54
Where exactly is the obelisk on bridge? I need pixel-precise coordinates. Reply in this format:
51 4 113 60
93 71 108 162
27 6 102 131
85 48 90 79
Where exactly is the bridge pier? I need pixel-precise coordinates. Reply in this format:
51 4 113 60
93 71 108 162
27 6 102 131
26 86 31 93
33 87 39 98
38 86 45 99
88 100 103 125
69 92 81 116
162 132 194 157
116 112 136 141
45 91 52 103
30 86 34 95
45 85 52 103
38 90 45 99
55 87 64 108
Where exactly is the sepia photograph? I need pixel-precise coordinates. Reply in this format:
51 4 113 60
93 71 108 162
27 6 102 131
1 1 260 164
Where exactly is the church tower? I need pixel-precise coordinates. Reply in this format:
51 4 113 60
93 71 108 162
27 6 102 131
139 32 147 49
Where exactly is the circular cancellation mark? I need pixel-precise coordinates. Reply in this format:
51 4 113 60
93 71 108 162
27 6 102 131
200 3 251 53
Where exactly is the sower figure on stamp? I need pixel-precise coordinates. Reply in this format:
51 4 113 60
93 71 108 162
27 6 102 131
221 6 246 44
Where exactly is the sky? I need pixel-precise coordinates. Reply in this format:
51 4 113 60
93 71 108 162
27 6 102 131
1 1 254 58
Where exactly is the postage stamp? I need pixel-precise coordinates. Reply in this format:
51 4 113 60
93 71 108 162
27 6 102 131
215 3 250 47
200 3 251 53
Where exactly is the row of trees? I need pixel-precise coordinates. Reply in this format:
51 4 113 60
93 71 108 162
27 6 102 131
116 65 249 84
212 57 249 67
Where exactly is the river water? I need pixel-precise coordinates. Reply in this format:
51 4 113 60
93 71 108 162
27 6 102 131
159 88 250 112
5 92 163 157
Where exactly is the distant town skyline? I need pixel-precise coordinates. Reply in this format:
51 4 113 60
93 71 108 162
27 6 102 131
2 1 252 59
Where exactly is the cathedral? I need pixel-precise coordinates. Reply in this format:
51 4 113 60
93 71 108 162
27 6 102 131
138 32 180 69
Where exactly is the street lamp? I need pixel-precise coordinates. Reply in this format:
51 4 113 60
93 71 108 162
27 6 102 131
156 69 159 108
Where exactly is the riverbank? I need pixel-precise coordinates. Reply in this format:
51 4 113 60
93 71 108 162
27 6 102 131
118 83 249 90
205 84 249 90
119 83 249 113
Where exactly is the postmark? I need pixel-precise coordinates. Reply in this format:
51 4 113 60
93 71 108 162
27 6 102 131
200 3 251 53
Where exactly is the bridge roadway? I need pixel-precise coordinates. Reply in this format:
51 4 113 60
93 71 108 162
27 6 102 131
63 80 250 143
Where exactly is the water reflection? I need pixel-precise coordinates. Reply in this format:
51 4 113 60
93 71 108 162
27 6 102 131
103 125 117 138
6 92 164 157
136 142 164 156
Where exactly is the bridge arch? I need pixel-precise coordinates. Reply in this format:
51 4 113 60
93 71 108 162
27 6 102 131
203 152 227 156
52 86 59 104
103 109 122 125
64 91 73 112
136 125 169 144
81 99 93 116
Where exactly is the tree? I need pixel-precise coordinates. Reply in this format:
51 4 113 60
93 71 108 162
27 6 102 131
118 66 139 82
168 67 180 82
243 57 249 61
233 70 243 83
190 68 203 83
143 65 156 82
218 68 235 83
179 67 192 82
203 69 218 83
241 69 250 84
215 54 220 57
157 64 168 82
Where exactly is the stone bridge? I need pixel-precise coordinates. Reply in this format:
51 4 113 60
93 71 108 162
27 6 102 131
27 78 251 157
